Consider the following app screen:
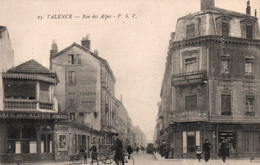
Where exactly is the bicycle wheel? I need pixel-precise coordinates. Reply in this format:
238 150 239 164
72 155 82 164
124 155 134 165
99 153 113 164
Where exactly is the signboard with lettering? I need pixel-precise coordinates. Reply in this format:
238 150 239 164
171 111 208 122
172 71 207 86
0 112 68 120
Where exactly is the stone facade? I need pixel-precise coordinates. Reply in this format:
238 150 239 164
156 0 260 159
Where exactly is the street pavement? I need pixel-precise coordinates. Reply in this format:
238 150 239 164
2 152 260 165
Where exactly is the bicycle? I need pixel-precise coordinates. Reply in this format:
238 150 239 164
70 153 86 164
113 151 134 165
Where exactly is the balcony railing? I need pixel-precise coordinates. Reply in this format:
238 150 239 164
172 70 207 86
4 100 36 110
4 99 54 111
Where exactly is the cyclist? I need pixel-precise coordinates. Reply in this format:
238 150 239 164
79 146 87 164
110 133 125 165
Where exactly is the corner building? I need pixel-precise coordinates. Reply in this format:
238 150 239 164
162 0 260 158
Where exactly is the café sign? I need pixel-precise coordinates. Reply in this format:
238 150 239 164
0 112 68 120
172 70 207 86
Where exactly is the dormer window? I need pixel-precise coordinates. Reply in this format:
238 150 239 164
222 22 229 37
186 24 195 38
246 25 253 39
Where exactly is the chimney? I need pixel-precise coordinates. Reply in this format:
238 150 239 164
201 0 215 11
94 49 99 56
255 9 257 17
81 34 91 49
50 40 58 69
246 0 251 15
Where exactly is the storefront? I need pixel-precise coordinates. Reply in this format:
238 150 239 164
55 121 104 161
0 111 67 163
167 122 260 158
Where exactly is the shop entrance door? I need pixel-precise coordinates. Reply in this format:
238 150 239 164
187 132 196 157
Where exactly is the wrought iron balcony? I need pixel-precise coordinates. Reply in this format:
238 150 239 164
172 70 207 86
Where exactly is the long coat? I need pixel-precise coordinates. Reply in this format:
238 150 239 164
218 142 229 157
110 138 124 161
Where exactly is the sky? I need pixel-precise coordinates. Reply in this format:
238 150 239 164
0 0 260 141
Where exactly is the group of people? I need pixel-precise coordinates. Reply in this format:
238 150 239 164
159 142 172 159
196 139 230 163
78 133 130 165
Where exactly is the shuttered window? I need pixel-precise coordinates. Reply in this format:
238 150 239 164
185 95 197 111
221 94 231 115
222 22 229 37
186 24 195 38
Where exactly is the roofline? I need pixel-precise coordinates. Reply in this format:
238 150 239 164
51 42 116 82
178 8 258 21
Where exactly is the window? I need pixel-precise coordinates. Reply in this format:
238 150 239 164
185 95 197 111
246 95 255 116
68 54 74 64
68 71 76 84
77 54 82 64
246 25 253 39
185 57 197 73
221 56 230 74
69 92 75 106
222 22 229 37
79 112 84 117
245 58 253 75
70 113 75 120
186 24 195 38
221 94 231 115
41 134 52 153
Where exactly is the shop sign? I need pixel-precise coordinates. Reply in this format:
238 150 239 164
172 111 207 122
172 71 207 86
0 112 68 120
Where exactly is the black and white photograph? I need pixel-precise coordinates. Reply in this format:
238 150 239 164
0 0 260 164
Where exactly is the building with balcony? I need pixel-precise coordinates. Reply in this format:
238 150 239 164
0 59 67 163
50 36 119 160
157 0 260 158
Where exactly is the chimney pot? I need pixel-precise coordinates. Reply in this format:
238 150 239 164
201 0 215 11
246 0 251 15
81 34 91 49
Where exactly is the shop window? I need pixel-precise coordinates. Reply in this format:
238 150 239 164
68 71 76 84
68 54 74 64
70 113 75 120
222 22 229 37
41 134 52 153
220 56 230 74
246 25 253 39
58 134 67 151
245 58 254 75
69 92 75 106
245 95 255 116
185 57 197 73
185 95 197 111
221 94 231 115
187 131 195 153
186 24 195 38
22 126 36 139
219 131 236 153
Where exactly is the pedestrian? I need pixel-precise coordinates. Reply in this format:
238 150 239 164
110 134 125 165
218 139 230 162
202 139 212 162
79 146 87 164
164 145 170 159
89 142 98 164
127 144 133 159
136 147 139 153
196 146 202 162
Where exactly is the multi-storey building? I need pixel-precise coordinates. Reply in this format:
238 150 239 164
0 59 67 163
158 0 260 158
50 36 117 160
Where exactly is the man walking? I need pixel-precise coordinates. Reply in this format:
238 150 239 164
218 139 230 162
110 134 125 165
203 139 212 162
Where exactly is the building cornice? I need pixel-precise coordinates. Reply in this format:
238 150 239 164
170 36 260 49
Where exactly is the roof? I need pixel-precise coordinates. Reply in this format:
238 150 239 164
8 59 54 74
6 59 58 83
51 42 116 82
179 6 257 20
